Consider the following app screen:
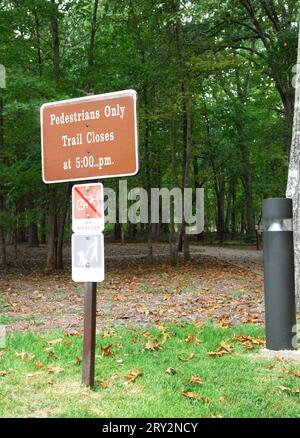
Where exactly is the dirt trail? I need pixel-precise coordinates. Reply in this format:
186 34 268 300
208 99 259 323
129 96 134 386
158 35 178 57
0 243 264 332
190 245 263 275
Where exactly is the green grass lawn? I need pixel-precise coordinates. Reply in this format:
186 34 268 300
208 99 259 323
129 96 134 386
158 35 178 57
0 322 299 418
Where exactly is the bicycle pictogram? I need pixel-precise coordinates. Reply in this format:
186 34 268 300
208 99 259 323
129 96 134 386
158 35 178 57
76 194 99 211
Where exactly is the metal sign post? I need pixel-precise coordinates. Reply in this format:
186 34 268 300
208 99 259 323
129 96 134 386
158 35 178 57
71 185 104 387
82 282 97 387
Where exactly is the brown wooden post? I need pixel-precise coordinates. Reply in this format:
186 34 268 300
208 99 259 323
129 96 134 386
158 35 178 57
82 282 97 387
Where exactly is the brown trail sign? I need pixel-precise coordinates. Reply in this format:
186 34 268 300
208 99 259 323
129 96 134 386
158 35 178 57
40 89 139 388
41 89 138 183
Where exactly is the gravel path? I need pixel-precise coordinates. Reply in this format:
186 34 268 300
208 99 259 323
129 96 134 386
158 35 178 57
190 245 263 276
0 243 265 332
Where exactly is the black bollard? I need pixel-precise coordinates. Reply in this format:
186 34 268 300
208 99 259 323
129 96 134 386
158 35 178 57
262 198 297 350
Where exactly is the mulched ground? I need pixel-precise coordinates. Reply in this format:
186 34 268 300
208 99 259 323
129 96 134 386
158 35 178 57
0 242 265 332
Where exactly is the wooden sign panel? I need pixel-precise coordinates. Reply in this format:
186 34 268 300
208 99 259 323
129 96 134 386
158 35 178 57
41 89 138 183
72 183 104 235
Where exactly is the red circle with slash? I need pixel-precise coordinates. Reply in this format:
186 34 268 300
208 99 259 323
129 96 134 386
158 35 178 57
74 184 103 220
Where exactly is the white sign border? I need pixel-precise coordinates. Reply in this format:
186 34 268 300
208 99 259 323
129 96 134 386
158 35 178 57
40 89 139 184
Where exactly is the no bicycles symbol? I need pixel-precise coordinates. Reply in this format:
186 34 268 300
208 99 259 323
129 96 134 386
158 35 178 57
72 183 104 234
75 189 100 213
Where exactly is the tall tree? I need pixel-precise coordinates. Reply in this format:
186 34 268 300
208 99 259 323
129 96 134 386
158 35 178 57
286 24 300 307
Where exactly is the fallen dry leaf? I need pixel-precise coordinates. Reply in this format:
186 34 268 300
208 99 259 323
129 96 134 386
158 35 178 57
165 367 176 375
99 381 110 389
178 353 194 362
145 337 162 351
220 341 232 352
101 331 116 338
209 341 233 357
15 352 35 361
244 342 255 350
26 373 37 378
278 386 290 392
291 370 300 378
185 334 201 345
156 323 167 331
64 332 80 338
201 396 211 403
181 388 200 400
35 361 43 368
125 368 142 383
189 375 204 385
100 344 114 357
0 370 8 376
232 334 265 349
63 340 73 346
75 356 81 366
47 338 63 345
46 365 64 374
218 316 232 327
46 349 59 360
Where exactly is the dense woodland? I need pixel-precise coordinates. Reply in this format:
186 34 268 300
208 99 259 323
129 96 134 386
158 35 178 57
0 0 299 270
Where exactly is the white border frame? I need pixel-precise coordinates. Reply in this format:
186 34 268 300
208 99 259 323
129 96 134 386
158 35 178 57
72 182 104 234
71 233 105 283
40 89 139 184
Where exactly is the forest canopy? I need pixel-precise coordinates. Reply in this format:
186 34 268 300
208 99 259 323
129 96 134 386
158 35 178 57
0 0 299 269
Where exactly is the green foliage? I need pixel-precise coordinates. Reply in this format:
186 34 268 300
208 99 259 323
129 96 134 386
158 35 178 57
0 0 298 241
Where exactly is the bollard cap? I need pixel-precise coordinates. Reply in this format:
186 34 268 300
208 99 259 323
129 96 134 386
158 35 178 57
262 198 293 220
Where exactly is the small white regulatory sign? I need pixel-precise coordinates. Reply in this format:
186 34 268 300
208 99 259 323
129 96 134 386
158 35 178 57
72 234 104 283
72 183 104 235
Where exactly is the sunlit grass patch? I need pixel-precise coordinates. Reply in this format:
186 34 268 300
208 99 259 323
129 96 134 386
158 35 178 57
0 323 299 418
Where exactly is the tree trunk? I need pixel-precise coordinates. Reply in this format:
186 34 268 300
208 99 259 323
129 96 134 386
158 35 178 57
143 84 153 264
286 24 300 307
27 197 39 247
225 188 231 236
46 186 57 271
182 89 191 261
235 71 255 234
87 0 100 91
215 177 225 243
169 115 178 266
0 196 6 267
50 0 60 83
29 223 39 247
40 211 47 244
0 96 6 267
33 8 42 76
56 184 71 269
46 0 60 271
229 179 236 237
